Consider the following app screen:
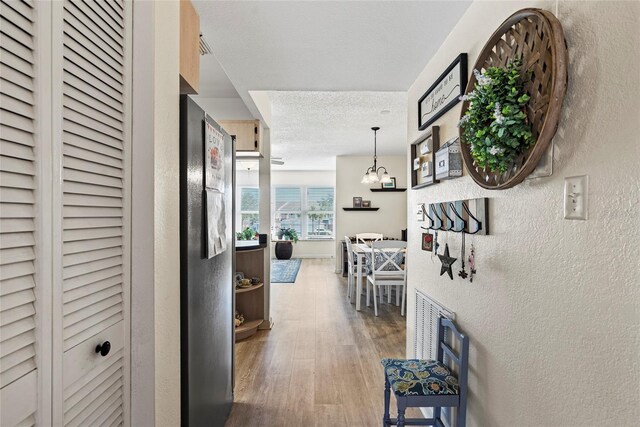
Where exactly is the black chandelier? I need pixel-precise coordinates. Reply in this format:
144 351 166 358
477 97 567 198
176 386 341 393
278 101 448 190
361 127 392 184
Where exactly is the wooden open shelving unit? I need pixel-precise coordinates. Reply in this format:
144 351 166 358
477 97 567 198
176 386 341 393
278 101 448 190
342 207 380 211
235 243 267 341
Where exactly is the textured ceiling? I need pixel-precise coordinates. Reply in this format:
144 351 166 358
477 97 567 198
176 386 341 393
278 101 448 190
269 91 407 170
194 1 471 110
193 1 471 170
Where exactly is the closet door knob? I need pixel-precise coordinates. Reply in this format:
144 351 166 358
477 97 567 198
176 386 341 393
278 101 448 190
95 341 111 357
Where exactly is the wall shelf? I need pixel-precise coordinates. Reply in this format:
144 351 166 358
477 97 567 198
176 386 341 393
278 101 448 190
235 282 264 294
235 319 263 341
370 188 407 192
342 207 380 211
235 244 267 341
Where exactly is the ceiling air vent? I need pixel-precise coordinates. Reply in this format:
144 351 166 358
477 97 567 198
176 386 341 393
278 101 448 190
199 34 212 55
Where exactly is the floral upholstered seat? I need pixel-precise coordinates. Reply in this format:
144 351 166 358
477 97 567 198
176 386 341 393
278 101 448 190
381 359 459 397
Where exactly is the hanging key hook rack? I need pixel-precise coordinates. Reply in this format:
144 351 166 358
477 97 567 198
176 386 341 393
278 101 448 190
418 197 489 235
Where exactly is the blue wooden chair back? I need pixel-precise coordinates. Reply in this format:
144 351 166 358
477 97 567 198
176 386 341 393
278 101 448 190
437 316 469 411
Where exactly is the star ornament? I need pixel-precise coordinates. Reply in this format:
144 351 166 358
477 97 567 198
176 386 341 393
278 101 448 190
438 243 458 280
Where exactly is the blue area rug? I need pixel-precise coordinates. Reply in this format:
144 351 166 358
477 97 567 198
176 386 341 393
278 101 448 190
271 259 302 283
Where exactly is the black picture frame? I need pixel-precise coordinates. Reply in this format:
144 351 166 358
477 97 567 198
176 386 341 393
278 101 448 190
381 177 396 189
417 53 467 130
422 233 434 251
410 126 440 190
353 197 362 208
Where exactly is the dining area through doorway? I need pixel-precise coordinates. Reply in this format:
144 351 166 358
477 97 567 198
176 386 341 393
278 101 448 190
343 233 408 316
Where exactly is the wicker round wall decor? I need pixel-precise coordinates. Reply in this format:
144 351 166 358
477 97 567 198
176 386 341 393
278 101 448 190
459 8 568 190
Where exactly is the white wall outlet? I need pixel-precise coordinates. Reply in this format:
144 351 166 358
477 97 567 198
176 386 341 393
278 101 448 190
564 175 588 220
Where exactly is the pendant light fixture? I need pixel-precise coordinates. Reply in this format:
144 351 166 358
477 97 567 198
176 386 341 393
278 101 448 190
361 127 392 185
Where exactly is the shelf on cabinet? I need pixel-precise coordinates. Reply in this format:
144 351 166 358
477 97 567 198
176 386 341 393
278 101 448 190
235 282 264 294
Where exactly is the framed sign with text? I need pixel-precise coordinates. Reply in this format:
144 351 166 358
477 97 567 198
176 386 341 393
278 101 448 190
418 53 467 130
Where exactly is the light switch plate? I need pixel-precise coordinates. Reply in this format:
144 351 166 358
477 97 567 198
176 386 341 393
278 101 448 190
564 175 588 220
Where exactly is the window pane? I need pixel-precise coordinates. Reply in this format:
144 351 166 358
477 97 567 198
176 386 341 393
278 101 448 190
275 187 301 211
307 187 334 211
274 213 302 235
241 187 260 211
241 213 259 232
307 213 334 238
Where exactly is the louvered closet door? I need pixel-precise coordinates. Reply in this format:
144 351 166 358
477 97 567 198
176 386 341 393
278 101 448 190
1 1 47 426
54 0 132 425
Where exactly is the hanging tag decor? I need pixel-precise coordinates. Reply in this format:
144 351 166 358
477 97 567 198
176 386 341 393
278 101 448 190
468 243 477 282
458 233 468 279
438 243 457 280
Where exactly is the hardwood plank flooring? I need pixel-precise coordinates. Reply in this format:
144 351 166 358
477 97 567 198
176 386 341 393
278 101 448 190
226 258 419 426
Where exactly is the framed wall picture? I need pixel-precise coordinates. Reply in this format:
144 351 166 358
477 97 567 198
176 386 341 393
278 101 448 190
421 161 432 178
422 233 433 251
353 197 362 208
381 177 396 189
410 126 440 189
435 137 463 180
418 53 467 130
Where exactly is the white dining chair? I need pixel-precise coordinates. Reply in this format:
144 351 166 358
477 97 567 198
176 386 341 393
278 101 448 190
344 236 357 301
366 240 407 317
355 233 383 244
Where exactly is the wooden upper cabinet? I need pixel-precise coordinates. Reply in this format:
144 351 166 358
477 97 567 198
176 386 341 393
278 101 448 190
180 0 200 94
218 120 262 153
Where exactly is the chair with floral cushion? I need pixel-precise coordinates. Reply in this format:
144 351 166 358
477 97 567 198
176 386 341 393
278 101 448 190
381 316 469 427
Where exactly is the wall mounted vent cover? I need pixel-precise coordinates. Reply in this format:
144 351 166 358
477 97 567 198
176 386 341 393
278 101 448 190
414 290 454 359
199 34 213 55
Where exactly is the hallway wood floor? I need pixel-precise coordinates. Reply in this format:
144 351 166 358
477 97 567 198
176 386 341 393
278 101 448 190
226 258 418 426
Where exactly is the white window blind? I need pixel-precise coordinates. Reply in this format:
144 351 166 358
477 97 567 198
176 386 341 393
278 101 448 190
275 187 301 211
274 187 302 234
239 187 259 232
273 186 334 239
306 187 334 239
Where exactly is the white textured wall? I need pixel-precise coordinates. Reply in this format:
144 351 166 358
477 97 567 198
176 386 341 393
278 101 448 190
405 1 640 426
336 155 408 271
154 1 181 425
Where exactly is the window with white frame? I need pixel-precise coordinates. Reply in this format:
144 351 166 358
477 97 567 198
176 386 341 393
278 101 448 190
273 186 335 239
238 187 259 232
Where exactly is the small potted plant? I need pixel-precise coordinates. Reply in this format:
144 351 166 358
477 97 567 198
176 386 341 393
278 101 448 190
236 227 258 241
275 227 298 260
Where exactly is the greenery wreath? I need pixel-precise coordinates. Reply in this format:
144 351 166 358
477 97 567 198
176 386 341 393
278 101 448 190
458 58 534 173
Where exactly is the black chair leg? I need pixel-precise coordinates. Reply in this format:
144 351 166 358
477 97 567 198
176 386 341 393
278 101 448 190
397 397 406 427
383 378 391 427
433 407 442 427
